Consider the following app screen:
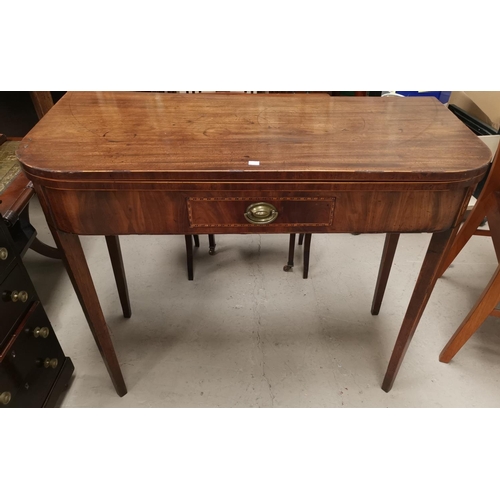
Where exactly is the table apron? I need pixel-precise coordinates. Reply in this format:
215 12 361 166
37 185 472 235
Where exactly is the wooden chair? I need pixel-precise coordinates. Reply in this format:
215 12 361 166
439 140 500 363
369 136 500 364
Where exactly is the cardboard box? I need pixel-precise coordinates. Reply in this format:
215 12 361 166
448 91 500 132
448 91 500 160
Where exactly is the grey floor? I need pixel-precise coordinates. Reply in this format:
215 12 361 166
23 199 500 407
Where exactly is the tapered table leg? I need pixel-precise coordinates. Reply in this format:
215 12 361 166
185 235 194 280
51 230 127 396
284 234 296 272
208 234 216 255
371 234 400 315
382 228 454 392
105 236 132 318
303 234 312 279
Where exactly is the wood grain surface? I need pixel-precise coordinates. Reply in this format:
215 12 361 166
17 92 491 184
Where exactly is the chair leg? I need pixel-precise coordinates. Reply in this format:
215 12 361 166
440 263 500 363
193 235 200 247
208 234 216 255
298 233 304 246
29 237 62 259
303 234 312 279
105 236 132 318
371 233 400 315
185 235 194 280
21 202 61 259
437 192 494 277
284 234 296 272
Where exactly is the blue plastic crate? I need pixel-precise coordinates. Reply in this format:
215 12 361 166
395 91 451 104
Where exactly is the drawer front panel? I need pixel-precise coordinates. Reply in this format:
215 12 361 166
0 265 37 348
0 226 15 282
0 302 64 408
187 197 336 228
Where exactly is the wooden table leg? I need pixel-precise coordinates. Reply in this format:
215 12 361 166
208 234 216 255
303 234 312 279
382 228 454 392
105 235 132 319
371 233 400 315
185 235 194 281
284 234 296 272
51 230 127 396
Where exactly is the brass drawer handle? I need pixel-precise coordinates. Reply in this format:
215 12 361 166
33 327 50 339
244 202 278 225
10 290 29 303
43 358 58 369
0 248 8 260
0 392 11 405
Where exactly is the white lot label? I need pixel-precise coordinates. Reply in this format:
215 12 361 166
248 161 260 166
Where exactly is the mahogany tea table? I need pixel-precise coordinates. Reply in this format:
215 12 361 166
16 92 492 396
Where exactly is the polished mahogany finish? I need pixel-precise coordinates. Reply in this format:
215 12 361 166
16 92 492 396
0 219 73 407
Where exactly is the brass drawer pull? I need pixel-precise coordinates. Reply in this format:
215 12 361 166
33 327 50 339
10 290 29 303
43 358 59 369
244 202 278 225
0 248 8 260
0 392 11 405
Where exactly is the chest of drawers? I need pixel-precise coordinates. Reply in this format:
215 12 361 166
0 219 73 408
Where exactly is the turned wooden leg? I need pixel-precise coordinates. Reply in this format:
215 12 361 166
283 234 296 272
51 230 127 396
371 233 401 315
193 235 200 248
382 228 455 392
298 233 304 246
185 235 194 281
303 234 312 279
208 234 216 255
440 263 500 363
105 236 132 319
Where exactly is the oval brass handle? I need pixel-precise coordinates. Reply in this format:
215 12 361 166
43 358 58 369
0 248 8 260
244 202 279 225
10 290 29 303
0 392 12 405
33 327 50 339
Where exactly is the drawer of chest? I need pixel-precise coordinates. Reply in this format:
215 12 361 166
0 233 15 281
0 264 37 347
187 196 336 228
0 302 64 408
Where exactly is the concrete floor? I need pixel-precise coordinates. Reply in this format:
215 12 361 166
23 199 500 407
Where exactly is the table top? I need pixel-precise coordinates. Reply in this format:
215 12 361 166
17 92 492 184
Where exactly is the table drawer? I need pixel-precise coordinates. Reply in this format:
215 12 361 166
0 302 64 408
0 265 37 348
187 196 336 228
